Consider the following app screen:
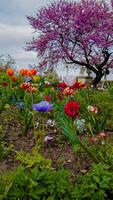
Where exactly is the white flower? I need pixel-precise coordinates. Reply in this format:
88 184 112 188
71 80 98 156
74 118 86 133
45 80 50 85
35 121 39 129
46 119 55 127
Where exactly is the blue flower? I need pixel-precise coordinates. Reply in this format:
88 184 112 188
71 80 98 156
16 102 24 109
33 101 53 112
11 97 17 103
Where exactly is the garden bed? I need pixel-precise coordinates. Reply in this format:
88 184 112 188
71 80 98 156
1 69 113 199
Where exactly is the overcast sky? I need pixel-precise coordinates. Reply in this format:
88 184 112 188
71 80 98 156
0 0 54 68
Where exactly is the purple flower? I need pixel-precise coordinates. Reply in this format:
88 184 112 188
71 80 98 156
33 100 53 112
44 136 54 144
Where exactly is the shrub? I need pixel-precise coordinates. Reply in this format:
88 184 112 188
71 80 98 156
72 163 113 200
0 167 73 200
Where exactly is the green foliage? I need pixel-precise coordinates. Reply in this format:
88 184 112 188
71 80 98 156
74 88 113 134
13 92 34 136
0 81 13 113
0 125 6 160
19 108 33 136
72 163 113 200
0 166 73 200
1 162 113 200
0 67 113 200
15 149 51 169
55 101 77 142
87 136 113 166
45 70 60 83
55 102 99 163
0 136 5 160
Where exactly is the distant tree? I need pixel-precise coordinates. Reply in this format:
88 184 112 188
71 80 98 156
0 54 15 71
27 0 113 87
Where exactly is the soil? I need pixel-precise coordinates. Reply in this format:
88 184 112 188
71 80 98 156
0 110 113 175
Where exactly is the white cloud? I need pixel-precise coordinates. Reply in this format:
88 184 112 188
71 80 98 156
0 23 33 46
0 0 53 13
0 0 54 25
14 50 36 60
0 22 37 67
13 50 37 68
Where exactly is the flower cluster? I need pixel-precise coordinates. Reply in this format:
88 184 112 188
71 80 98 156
6 69 18 83
88 131 108 144
71 82 86 90
19 69 37 76
20 82 31 90
33 75 41 82
20 82 37 93
58 81 86 92
57 82 67 90
62 87 74 95
74 118 86 133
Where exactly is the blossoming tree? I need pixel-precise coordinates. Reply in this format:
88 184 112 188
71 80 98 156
27 0 113 87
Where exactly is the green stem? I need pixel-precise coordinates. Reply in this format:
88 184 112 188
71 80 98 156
42 116 46 137
71 119 98 162
31 93 34 105
75 134 99 163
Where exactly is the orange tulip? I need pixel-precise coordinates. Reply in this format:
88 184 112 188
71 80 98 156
19 69 28 76
6 69 14 76
26 70 32 77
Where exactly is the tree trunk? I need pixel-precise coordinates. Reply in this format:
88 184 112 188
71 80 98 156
92 70 103 88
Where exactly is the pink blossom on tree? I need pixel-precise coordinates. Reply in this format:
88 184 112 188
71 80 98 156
27 0 113 87
111 0 113 8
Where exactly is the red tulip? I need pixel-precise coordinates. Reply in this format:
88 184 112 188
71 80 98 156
64 101 80 118
30 69 37 75
2 82 8 86
12 76 17 82
45 95 52 101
